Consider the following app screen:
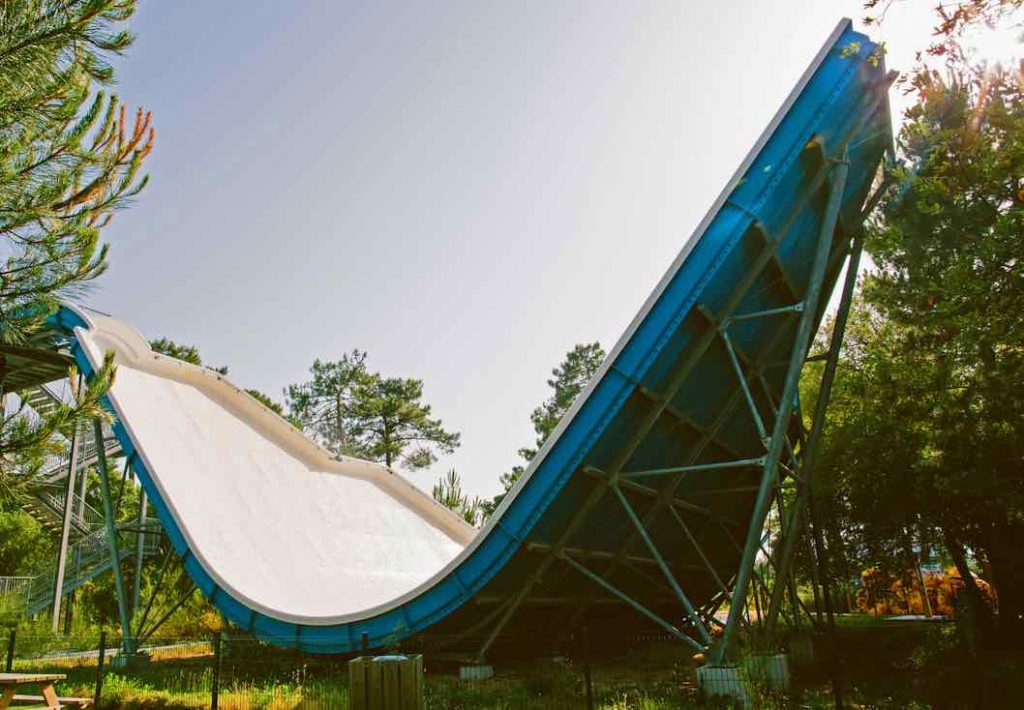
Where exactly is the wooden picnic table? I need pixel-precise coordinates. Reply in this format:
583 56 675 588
0 673 66 709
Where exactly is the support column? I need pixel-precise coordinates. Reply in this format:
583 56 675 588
132 489 147 619
764 175 890 637
712 149 849 664
93 419 135 655
52 422 81 634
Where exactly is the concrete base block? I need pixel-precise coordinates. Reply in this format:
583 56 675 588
459 664 494 681
696 664 748 706
788 632 816 666
746 652 790 690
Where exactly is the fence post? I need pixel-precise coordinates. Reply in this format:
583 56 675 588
4 628 14 672
95 630 107 705
211 631 223 710
582 627 593 710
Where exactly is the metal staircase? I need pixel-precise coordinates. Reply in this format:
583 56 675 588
1 524 161 617
25 529 132 616
20 385 64 419
4 384 150 619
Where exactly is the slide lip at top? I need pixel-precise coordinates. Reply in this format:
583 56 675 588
54 17 891 651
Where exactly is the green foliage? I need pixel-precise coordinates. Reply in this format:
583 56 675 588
287 353 460 470
1 352 116 496
150 338 227 375
285 352 368 457
0 0 153 341
432 468 482 525
149 338 291 423
812 62 1024 637
522 341 605 461
483 342 604 517
0 503 54 575
349 373 460 470
0 0 151 488
245 389 301 429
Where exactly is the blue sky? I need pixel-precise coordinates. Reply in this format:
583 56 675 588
92 1 937 498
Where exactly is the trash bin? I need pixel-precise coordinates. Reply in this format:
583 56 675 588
349 654 424 709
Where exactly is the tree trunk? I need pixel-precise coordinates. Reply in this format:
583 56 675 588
984 519 1024 644
942 526 991 656
335 392 346 454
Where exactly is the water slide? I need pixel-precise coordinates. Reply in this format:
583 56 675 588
52 19 892 655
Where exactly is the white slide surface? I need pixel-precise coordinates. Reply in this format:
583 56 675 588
73 307 475 624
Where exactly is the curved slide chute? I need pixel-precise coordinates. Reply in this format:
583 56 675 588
53 19 891 655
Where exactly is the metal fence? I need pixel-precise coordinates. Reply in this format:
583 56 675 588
2 628 705 709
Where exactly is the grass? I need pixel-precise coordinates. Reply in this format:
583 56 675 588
6 616 1024 708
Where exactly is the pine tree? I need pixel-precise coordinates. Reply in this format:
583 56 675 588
482 342 604 517
349 373 460 470
285 352 369 457
432 468 482 526
0 1 153 486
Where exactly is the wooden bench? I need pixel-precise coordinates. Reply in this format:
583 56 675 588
10 694 92 708
0 673 85 710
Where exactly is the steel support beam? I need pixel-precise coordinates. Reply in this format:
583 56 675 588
712 147 849 663
612 484 712 643
636 387 745 460
763 171 893 636
139 584 196 644
476 85 891 658
720 328 770 444
131 489 148 619
561 553 704 652
93 418 135 655
52 421 81 634
622 457 764 480
559 329 794 639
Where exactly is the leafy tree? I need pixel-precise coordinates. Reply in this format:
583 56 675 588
865 0 1023 54
285 352 369 457
287 354 460 469
812 62 1024 643
866 64 1024 638
0 504 54 575
246 388 284 416
520 341 605 462
0 0 152 485
150 337 227 374
349 374 460 470
432 469 482 526
149 338 292 422
483 342 604 516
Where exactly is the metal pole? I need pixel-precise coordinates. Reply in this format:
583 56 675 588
4 629 14 672
93 418 135 656
138 585 196 644
135 545 174 637
52 421 81 634
94 630 107 706
764 225 866 637
611 485 712 644
562 553 704 652
211 631 222 710
582 626 594 710
713 149 849 663
132 489 148 618
76 450 88 523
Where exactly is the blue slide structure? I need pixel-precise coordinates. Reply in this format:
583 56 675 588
49 19 892 658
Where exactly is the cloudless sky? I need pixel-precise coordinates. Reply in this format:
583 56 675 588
90 1 939 499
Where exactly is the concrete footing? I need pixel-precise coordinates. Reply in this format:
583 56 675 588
746 652 790 691
696 664 748 706
459 664 494 681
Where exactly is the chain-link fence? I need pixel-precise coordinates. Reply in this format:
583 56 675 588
3 628 705 708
